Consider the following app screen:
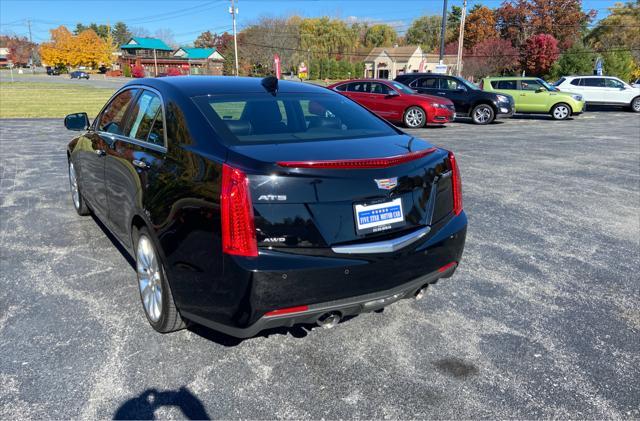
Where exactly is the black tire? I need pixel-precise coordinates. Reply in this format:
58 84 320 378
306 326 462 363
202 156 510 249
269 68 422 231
403 106 426 128
471 104 495 124
630 96 640 112
550 103 571 120
134 226 185 333
68 161 90 216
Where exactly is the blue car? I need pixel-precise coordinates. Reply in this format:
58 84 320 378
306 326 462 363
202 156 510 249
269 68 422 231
62 76 467 337
70 71 89 79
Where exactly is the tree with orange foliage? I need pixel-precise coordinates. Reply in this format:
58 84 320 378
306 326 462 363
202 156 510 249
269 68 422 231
464 5 499 49
39 25 114 68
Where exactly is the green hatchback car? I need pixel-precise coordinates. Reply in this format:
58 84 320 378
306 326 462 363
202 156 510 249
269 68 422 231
480 77 585 120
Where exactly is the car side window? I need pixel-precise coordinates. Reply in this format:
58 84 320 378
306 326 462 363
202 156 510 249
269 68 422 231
414 77 439 89
334 84 348 92
369 82 391 95
443 78 461 90
583 78 605 87
348 82 369 92
126 90 164 145
98 89 138 135
570 78 582 86
605 78 624 89
493 80 517 90
520 79 544 91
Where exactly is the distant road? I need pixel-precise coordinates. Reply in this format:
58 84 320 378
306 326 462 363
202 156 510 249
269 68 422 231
0 70 128 89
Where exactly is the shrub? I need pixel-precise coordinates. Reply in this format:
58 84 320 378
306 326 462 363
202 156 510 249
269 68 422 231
166 67 182 76
132 64 145 78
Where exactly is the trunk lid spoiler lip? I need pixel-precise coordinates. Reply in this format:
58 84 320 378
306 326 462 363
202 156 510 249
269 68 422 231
275 148 438 170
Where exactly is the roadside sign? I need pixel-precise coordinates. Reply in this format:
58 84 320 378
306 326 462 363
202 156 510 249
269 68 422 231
433 64 448 74
595 58 603 76
298 62 308 80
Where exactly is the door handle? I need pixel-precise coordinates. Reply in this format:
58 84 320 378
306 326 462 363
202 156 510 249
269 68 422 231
94 149 106 156
437 92 446 95
132 159 149 170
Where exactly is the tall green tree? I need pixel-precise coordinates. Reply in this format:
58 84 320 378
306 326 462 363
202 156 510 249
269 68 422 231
587 1 640 63
112 22 131 46
549 43 595 79
363 24 398 47
603 50 636 81
405 15 445 52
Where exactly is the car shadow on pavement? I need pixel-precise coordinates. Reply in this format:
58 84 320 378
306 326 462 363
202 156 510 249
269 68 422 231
113 387 210 420
90 213 136 269
453 117 506 125
510 114 575 121
188 314 361 346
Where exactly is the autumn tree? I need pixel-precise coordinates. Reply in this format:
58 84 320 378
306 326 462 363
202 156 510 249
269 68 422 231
39 26 113 68
586 1 640 63
463 37 520 78
0 35 37 66
464 5 499 49
521 33 559 75
497 0 592 48
363 24 398 47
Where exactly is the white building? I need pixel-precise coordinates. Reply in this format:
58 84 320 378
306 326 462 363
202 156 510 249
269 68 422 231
363 45 458 79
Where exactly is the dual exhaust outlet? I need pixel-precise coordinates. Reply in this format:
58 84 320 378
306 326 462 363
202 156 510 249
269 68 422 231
315 285 429 329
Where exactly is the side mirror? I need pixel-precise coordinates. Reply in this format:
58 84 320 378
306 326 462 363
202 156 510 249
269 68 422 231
64 112 90 131
535 87 545 93
386 90 399 97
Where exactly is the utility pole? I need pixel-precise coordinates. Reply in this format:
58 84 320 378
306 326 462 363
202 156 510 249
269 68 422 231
456 0 467 76
27 19 35 73
153 49 158 77
230 0 239 76
438 0 449 64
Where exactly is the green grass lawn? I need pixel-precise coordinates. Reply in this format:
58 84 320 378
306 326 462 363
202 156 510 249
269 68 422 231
0 82 115 118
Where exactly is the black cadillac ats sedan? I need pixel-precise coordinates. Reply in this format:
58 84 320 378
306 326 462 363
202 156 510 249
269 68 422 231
64 76 467 337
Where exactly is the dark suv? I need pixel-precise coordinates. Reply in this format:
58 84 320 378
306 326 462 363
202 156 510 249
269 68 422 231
394 73 514 124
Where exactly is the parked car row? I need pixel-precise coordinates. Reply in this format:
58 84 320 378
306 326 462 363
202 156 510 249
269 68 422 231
326 73 640 128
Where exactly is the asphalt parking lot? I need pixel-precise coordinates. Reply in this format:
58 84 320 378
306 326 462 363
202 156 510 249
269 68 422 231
1 111 639 419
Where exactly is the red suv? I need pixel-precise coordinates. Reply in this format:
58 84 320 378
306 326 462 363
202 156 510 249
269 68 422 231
328 79 455 128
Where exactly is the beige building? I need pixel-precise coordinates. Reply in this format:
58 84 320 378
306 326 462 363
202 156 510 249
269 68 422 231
363 46 458 79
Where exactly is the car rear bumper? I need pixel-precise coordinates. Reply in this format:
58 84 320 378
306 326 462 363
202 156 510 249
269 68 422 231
178 212 467 338
184 261 459 338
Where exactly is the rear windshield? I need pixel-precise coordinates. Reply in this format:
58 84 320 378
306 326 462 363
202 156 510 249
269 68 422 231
193 92 399 145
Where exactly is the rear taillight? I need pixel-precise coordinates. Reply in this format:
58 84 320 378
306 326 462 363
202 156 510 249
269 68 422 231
448 151 463 215
220 164 258 257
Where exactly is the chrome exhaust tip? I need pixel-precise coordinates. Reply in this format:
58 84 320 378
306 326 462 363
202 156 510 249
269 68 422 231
317 312 341 329
414 286 428 300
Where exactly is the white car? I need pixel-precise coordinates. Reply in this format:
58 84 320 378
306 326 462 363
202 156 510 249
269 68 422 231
631 79 640 89
554 75 640 112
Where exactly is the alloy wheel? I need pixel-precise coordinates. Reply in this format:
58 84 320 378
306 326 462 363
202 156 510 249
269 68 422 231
405 108 425 128
632 98 640 112
474 106 492 124
137 235 163 322
553 105 569 120
68 163 80 210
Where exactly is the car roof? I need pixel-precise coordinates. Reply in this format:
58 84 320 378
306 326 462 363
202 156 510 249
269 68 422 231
124 76 332 97
562 75 618 78
483 76 540 80
397 73 448 77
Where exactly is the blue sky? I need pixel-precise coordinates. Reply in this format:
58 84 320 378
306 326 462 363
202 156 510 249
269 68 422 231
1 0 617 46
